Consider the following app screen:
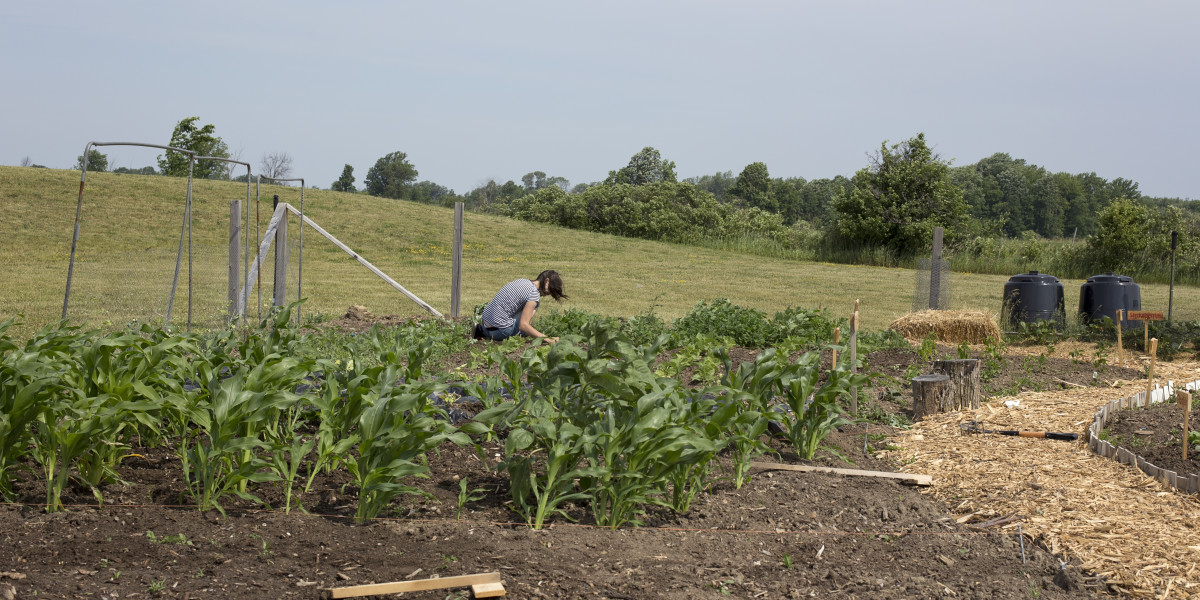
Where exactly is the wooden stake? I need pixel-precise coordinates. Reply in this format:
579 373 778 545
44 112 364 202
752 461 932 486
1115 309 1124 367
850 309 859 416
830 326 840 367
1144 319 1150 355
326 572 502 599
1181 390 1192 461
1146 337 1158 405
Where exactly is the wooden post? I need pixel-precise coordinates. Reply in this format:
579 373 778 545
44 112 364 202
273 205 288 308
850 306 859 415
1146 337 1158 404
929 227 943 310
912 373 952 421
228 199 240 318
1144 319 1150 356
831 327 840 368
1179 390 1191 461
932 359 982 411
451 202 464 318
1116 309 1124 367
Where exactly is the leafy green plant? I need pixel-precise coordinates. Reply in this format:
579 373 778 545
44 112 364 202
775 350 870 460
347 372 469 524
916 332 938 362
456 477 488 520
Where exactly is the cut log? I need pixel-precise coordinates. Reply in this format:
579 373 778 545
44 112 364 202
932 359 982 411
912 373 952 421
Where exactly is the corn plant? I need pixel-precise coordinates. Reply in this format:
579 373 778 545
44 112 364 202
717 348 781 487
347 371 469 523
776 350 870 460
497 400 596 529
174 368 300 515
0 319 64 501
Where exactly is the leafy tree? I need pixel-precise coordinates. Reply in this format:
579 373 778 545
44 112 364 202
604 147 677 185
364 151 418 199
683 171 736 203
407 181 456 206
331 164 356 192
832 133 967 255
157 117 231 179
1089 198 1150 270
75 149 108 172
260 152 293 180
729 162 775 212
520 171 569 192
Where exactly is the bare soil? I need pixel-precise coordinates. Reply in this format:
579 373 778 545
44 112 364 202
0 333 1131 599
1102 399 1200 479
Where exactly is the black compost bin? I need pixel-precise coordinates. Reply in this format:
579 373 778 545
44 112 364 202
1079 272 1141 327
1003 271 1065 329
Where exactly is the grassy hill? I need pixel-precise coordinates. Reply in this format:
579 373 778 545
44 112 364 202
2 165 1197 338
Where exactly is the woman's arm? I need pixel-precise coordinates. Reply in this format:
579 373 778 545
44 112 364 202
517 301 556 341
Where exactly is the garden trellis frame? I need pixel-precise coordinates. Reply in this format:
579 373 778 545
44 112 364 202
63 141 252 330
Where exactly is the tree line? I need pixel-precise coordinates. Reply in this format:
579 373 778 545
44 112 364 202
47 117 1200 283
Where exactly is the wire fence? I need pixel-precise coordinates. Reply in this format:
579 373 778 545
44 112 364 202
912 258 952 312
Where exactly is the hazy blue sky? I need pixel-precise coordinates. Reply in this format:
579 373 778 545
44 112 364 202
3 1 1197 199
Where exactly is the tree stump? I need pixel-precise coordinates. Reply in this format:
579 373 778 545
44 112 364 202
932 359 982 411
912 374 952 421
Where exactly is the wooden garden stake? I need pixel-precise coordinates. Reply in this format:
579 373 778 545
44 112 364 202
1115 309 1124 367
850 304 860 416
1146 337 1158 405
831 327 840 368
1180 390 1192 461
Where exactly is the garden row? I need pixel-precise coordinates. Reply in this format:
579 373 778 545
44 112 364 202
0 302 891 530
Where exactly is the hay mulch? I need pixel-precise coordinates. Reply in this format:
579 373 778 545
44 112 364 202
885 355 1200 598
890 310 1002 345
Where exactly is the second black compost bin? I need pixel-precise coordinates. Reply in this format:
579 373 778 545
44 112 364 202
1079 272 1141 327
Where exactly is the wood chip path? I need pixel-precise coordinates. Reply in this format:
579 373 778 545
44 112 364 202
886 352 1200 598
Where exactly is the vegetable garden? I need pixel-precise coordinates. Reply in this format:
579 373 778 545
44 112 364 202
0 302 1108 598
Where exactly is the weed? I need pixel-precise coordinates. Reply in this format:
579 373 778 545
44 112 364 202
147 577 166 592
456 477 487 520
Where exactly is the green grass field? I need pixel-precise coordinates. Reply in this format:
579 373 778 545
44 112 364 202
3 166 1198 338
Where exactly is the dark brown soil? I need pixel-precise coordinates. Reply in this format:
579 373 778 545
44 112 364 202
1101 399 1200 478
0 336 1121 599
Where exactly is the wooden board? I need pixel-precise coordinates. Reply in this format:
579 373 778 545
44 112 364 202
1125 311 1164 321
326 572 501 598
472 581 507 597
750 461 932 486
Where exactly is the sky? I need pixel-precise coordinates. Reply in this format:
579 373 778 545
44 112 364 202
2 1 1198 199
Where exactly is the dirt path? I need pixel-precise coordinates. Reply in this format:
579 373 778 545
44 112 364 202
890 352 1200 598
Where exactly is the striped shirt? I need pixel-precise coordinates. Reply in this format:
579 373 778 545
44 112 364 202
481 279 540 330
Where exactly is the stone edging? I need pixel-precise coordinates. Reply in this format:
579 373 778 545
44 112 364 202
1088 379 1200 494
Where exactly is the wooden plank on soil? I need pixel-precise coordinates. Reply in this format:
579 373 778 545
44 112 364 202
325 572 502 599
471 581 507 597
750 462 932 486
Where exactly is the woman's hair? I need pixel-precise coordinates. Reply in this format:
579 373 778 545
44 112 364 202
535 270 568 302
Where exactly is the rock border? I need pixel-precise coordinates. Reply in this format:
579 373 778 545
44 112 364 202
1087 379 1200 494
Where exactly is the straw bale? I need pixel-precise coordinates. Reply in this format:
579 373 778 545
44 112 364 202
889 310 1002 345
882 371 1200 599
